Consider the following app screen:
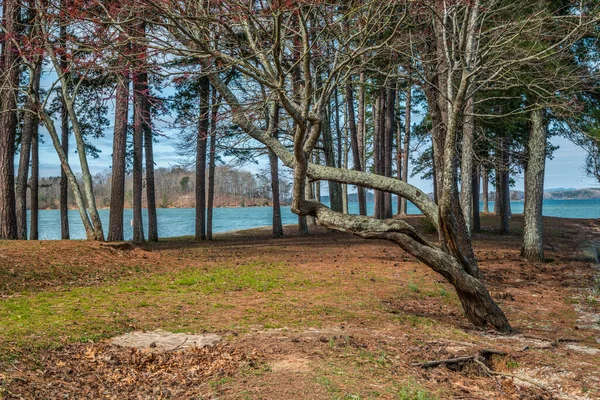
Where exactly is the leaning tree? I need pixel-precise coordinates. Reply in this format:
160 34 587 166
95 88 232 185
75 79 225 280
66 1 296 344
100 0 597 331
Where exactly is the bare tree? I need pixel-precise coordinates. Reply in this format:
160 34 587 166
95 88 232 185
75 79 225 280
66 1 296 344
0 0 19 239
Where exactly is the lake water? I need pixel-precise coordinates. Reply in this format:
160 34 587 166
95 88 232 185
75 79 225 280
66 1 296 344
25 198 600 240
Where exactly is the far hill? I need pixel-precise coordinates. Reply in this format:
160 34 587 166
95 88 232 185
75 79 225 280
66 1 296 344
320 187 600 202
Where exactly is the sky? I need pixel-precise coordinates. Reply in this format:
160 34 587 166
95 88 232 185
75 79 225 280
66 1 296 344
31 123 598 194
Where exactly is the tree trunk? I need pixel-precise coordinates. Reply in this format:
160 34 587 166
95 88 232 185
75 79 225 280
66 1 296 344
373 88 384 219
30 125 39 240
144 87 158 242
322 109 343 212
305 177 316 226
195 76 210 240
0 0 19 239
499 137 510 234
207 88 219 240
309 203 512 333
132 64 146 244
482 165 489 213
521 108 546 262
209 70 510 332
346 84 366 216
269 103 283 238
401 84 411 215
107 70 129 242
460 97 475 234
16 59 42 240
40 111 96 239
59 16 70 240
494 168 501 215
298 215 309 235
383 86 395 219
60 99 70 239
472 164 480 232
357 71 367 212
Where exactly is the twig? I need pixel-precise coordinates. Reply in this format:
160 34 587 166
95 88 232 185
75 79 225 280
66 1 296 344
411 355 475 368
472 358 552 393
412 349 507 368
166 337 188 352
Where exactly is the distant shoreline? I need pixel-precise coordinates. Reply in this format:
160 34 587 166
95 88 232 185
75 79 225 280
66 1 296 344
32 196 600 212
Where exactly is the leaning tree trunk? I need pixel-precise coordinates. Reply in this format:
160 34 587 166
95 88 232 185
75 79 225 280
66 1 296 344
0 0 19 240
40 111 96 239
304 201 512 333
195 75 210 240
16 58 42 240
460 97 475 234
107 70 129 242
521 108 546 262
208 70 511 333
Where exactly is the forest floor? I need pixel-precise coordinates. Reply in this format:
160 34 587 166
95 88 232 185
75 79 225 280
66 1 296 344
1 214 599 399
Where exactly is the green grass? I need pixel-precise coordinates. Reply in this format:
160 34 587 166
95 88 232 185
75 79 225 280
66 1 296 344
396 381 437 400
0 261 299 356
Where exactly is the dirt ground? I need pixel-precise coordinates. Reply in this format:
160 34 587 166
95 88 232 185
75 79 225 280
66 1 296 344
1 214 599 399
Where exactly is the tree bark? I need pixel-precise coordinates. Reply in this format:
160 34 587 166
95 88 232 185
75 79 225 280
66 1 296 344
44 36 105 240
346 84 366 216
132 63 146 244
373 87 384 219
0 0 19 239
107 70 129 242
144 85 158 242
383 85 395 219
494 168 501 215
499 136 510 234
472 164 481 232
268 103 283 238
357 71 367 210
16 58 42 240
460 97 475 234
322 109 343 212
59 15 70 240
521 108 546 262
30 123 39 240
482 165 489 213
40 111 96 239
400 83 411 215
306 201 512 333
209 71 514 330
207 88 219 240
195 75 210 240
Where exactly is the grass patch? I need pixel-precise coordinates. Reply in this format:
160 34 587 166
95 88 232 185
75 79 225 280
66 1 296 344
396 381 437 400
0 261 296 357
171 262 287 293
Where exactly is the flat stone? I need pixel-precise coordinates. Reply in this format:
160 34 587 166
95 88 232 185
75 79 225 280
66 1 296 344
110 330 221 352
